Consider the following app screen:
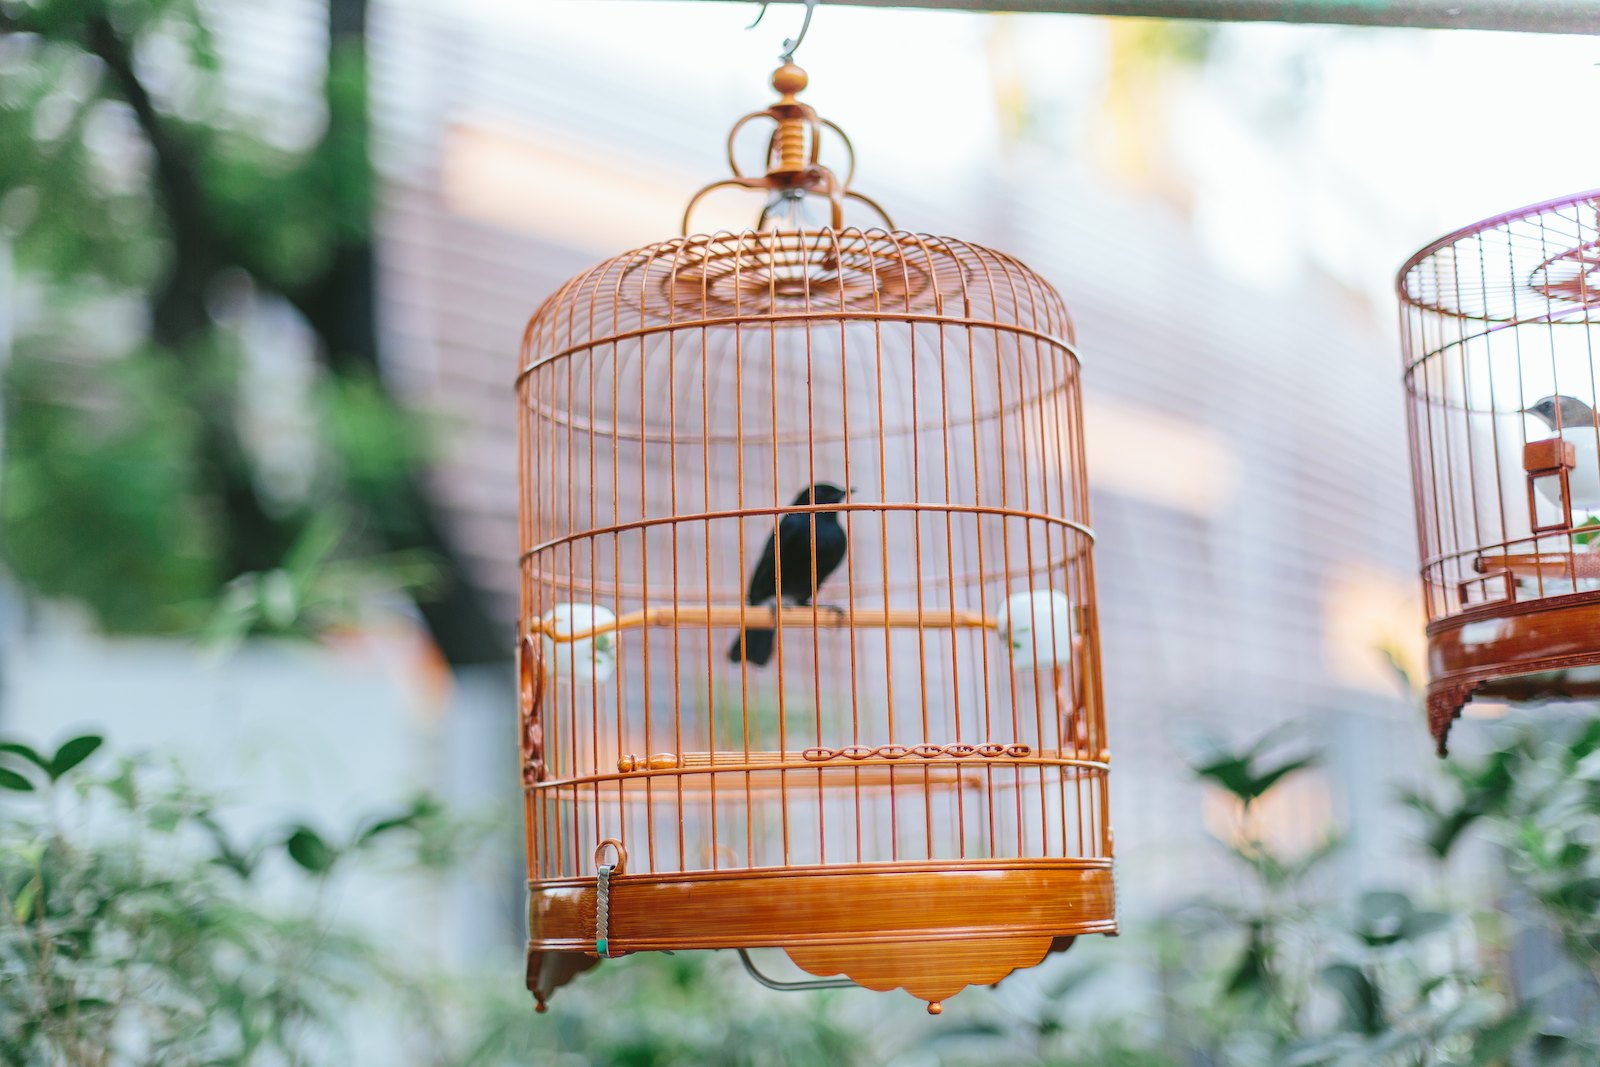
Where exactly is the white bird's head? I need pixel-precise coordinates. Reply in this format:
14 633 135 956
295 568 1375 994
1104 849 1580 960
1524 394 1597 432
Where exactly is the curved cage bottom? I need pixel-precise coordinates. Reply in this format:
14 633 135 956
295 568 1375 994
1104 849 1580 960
526 858 1115 1011
1427 593 1600 754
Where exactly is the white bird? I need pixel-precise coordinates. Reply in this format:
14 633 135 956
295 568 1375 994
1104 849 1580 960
1524 394 1600 513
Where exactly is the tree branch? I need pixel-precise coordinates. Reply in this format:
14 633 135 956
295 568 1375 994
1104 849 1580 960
296 0 505 665
82 12 295 577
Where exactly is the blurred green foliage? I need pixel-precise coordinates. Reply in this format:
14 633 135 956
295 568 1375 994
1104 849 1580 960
0 731 865 1067
11 719 1600 1066
1408 715 1600 1048
3 348 216 630
0 0 495 660
0 730 447 1066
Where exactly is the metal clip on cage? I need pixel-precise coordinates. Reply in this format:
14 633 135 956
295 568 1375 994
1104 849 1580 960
517 63 1115 1015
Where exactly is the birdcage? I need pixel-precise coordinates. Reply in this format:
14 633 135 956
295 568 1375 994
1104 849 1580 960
1399 189 1600 755
517 62 1113 1015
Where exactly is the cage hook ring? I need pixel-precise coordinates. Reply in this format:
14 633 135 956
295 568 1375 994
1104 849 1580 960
594 838 627 874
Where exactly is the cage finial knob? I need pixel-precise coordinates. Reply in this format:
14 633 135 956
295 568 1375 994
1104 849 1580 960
772 62 808 100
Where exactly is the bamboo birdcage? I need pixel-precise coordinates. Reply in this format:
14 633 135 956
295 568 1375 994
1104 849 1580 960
516 63 1114 1014
1400 190 1600 755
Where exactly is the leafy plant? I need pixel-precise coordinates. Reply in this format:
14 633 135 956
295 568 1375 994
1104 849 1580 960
0 730 448 1067
200 510 439 651
1404 716 1600 1061
1152 724 1511 1067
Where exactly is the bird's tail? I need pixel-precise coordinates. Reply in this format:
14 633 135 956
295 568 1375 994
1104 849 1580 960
728 627 775 667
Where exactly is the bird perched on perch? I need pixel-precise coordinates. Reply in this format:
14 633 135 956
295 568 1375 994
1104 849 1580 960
728 482 852 667
1525 394 1600 511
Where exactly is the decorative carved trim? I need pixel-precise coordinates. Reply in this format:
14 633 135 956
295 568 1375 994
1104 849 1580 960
785 935 1055 1013
801 741 1031 762
525 946 599 1013
1426 679 1485 757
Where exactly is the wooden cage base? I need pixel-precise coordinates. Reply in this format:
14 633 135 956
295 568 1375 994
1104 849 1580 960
1427 591 1600 755
526 859 1115 1011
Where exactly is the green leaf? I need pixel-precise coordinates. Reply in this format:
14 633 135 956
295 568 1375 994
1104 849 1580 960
281 510 348 581
1194 749 1320 806
61 997 111 1014
147 803 184 833
1224 919 1274 999
355 794 442 846
1354 889 1447 946
12 879 36 922
104 761 137 807
48 734 102 780
1399 786 1486 859
1469 1007 1538 1067
1398 909 1454 942
0 741 50 773
1185 722 1321 806
356 813 419 844
197 812 258 880
0 767 36 791
1323 962 1384 1035
285 826 337 873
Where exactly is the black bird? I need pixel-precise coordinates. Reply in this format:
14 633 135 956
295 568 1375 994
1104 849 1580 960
728 482 853 667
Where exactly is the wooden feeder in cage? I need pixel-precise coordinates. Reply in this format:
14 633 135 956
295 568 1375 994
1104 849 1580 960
1400 189 1600 755
516 62 1114 1015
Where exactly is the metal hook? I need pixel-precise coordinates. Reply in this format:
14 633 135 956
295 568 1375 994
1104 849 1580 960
737 948 856 991
747 0 819 62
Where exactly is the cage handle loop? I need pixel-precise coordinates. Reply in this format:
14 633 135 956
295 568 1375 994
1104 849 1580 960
682 166 893 236
594 839 626 959
681 58 892 236
737 948 856 991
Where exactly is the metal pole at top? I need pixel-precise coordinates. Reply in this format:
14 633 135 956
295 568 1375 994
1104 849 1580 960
651 0 1600 34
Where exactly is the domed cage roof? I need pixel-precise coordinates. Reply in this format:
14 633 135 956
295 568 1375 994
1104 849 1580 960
1398 189 1600 755
524 228 1077 348
1399 189 1600 325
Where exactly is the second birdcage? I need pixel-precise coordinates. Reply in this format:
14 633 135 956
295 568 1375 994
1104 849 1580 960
1401 189 1600 754
517 63 1113 1014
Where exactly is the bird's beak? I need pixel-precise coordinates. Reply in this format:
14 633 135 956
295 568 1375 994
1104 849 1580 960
847 486 859 499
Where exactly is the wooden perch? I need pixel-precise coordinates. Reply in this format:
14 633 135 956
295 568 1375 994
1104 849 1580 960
1475 552 1600 581
570 748 1110 793
534 605 999 643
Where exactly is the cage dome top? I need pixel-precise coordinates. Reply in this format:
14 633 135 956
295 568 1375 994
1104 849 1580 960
1398 189 1600 324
